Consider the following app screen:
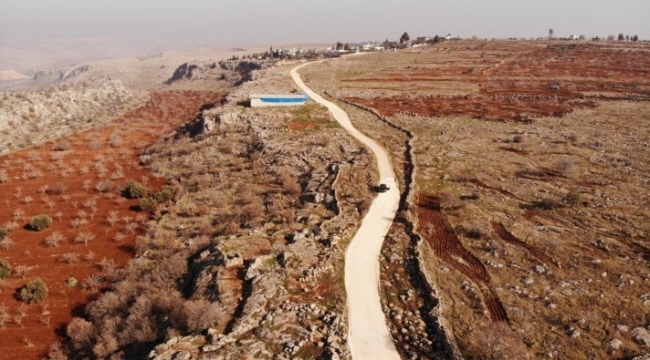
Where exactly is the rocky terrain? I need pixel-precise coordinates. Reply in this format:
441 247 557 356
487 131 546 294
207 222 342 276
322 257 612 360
165 59 273 86
45 62 377 359
301 41 650 359
0 78 146 155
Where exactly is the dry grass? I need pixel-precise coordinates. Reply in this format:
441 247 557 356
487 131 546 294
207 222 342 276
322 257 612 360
304 40 650 359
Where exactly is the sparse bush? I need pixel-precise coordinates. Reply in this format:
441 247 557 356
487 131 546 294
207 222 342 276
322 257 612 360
74 232 95 246
13 265 33 279
49 182 68 195
30 215 53 231
106 211 120 226
108 132 123 147
64 278 78 287
52 140 71 151
562 190 582 206
0 258 11 279
0 227 8 240
554 158 575 175
60 253 79 264
94 180 114 193
0 238 14 249
126 182 147 199
44 232 65 247
513 134 524 143
532 197 560 210
19 278 49 303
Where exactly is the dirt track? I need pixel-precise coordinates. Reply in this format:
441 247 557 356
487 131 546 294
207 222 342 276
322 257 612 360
291 61 402 360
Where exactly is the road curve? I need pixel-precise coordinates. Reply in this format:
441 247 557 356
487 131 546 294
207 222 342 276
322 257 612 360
291 62 401 360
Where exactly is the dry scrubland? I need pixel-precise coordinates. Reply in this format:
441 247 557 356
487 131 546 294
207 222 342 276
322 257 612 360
138 64 375 360
1 58 376 359
0 78 147 155
302 41 650 359
0 89 223 359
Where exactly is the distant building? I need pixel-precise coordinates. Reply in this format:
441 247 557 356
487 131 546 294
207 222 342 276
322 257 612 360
250 94 309 107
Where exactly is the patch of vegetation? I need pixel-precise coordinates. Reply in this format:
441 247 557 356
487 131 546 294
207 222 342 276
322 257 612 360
138 198 158 211
30 215 53 231
139 185 177 211
0 227 8 240
0 258 11 279
19 278 49 303
152 185 176 203
64 278 78 287
126 182 148 199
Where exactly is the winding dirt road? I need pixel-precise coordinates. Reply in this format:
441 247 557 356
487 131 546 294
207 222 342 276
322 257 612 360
291 62 401 359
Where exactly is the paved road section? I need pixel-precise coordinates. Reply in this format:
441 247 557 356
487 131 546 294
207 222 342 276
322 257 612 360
291 62 402 360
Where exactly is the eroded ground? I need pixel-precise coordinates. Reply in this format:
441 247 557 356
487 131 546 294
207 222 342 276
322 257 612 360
303 41 650 359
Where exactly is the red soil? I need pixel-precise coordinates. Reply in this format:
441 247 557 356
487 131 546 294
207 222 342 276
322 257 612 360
417 194 508 322
346 43 649 123
0 91 223 359
289 121 319 131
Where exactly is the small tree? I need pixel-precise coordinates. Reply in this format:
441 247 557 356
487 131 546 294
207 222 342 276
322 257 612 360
0 227 8 240
400 31 410 43
127 182 147 199
20 278 49 303
0 258 11 279
30 215 53 231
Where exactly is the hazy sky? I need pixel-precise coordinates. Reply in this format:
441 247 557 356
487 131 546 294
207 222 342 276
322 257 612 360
1 0 649 45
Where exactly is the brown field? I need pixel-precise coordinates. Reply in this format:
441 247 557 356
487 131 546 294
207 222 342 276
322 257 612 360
0 91 223 359
302 40 650 359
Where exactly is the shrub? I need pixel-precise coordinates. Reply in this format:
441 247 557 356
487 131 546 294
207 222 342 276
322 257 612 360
139 198 158 211
513 134 524 143
0 258 11 279
127 182 147 199
19 278 49 303
30 215 53 231
49 182 68 195
44 232 65 247
562 190 582 206
0 227 8 240
152 185 176 203
52 140 71 151
64 278 78 287
554 158 575 175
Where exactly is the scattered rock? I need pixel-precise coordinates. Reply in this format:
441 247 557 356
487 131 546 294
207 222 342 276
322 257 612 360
632 327 650 346
608 338 623 350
